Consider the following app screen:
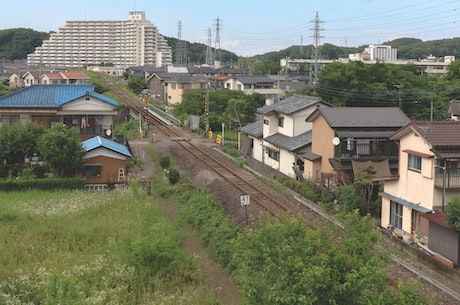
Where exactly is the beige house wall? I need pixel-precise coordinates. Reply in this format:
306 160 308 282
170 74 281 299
166 84 182 105
310 114 335 174
385 131 435 211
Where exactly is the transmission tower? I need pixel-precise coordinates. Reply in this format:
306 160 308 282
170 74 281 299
300 35 304 57
175 21 187 66
310 11 324 85
214 17 222 65
205 28 213 65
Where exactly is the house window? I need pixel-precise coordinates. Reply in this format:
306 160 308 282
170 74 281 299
83 164 101 178
356 139 370 155
0 115 20 127
347 138 354 151
171 83 176 89
390 201 403 230
263 119 269 125
237 84 242 90
267 149 280 161
278 117 284 127
408 154 422 172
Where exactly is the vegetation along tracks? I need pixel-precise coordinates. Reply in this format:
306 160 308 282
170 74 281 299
99 73 460 304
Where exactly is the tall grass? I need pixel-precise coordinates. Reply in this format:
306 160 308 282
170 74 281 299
0 189 220 304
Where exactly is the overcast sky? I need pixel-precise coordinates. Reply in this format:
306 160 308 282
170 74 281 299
1 0 459 56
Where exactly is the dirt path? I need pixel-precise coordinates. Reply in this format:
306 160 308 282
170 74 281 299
130 138 241 305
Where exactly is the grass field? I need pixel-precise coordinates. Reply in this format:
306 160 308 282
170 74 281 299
0 189 220 304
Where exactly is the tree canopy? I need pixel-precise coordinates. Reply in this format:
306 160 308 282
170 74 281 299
173 89 265 131
230 211 433 305
0 122 45 178
0 28 49 60
446 197 460 232
37 124 86 177
314 60 460 120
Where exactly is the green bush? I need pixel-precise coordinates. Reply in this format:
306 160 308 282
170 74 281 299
160 155 171 170
167 168 180 185
0 178 85 191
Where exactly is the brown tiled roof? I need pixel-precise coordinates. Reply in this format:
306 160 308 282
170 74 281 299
413 120 460 147
61 71 90 79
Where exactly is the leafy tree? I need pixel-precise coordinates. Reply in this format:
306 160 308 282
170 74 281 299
0 122 45 178
231 212 431 305
127 77 148 95
0 28 49 60
446 197 460 231
335 184 359 212
37 124 85 177
445 60 460 81
174 89 265 132
353 166 377 215
252 61 281 75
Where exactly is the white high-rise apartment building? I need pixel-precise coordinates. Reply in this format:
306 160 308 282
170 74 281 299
364 44 397 61
27 12 172 68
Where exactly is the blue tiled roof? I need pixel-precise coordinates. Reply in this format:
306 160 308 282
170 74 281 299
0 84 118 108
82 136 132 157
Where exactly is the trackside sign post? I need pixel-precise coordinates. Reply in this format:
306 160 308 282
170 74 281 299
240 195 250 224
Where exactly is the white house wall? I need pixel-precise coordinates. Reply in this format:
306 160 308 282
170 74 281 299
252 138 264 163
84 147 127 160
61 97 116 112
278 115 294 137
279 149 296 178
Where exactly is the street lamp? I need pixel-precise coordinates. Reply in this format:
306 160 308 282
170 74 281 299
394 84 404 109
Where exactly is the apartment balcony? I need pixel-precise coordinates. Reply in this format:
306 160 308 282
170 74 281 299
434 170 460 189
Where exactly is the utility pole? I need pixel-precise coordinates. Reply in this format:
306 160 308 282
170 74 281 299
394 84 404 109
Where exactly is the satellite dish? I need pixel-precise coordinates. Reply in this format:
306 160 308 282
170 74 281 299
105 129 112 137
332 137 340 146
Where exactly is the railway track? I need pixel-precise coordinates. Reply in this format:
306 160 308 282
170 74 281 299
98 73 460 304
98 73 313 222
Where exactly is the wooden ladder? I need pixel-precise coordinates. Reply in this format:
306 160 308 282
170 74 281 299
117 168 125 181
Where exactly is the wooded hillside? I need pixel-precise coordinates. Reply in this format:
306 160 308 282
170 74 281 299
1 27 459 64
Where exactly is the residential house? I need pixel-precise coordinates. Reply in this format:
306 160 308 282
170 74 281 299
448 99 460 121
239 94 329 179
8 72 23 88
82 136 132 187
380 120 460 267
41 71 90 85
224 75 279 98
304 107 410 188
147 72 209 106
0 84 118 140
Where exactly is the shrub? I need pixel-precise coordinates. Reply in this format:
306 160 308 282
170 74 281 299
160 155 171 170
167 168 180 185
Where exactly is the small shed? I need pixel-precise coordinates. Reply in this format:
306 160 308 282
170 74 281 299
81 136 132 186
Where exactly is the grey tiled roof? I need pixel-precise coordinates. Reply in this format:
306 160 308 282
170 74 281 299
264 130 312 152
258 94 322 115
448 100 460 115
239 120 263 138
314 107 409 128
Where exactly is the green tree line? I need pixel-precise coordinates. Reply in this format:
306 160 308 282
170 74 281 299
0 28 50 60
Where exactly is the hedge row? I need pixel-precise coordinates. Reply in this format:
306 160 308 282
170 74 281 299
0 178 85 191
